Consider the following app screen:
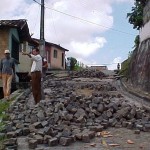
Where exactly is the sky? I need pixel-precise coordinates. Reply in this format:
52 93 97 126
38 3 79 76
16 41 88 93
0 0 138 70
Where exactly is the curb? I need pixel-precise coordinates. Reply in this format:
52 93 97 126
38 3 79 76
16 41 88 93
120 79 150 112
120 79 150 102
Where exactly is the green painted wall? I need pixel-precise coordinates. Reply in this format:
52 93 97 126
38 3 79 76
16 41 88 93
9 28 20 53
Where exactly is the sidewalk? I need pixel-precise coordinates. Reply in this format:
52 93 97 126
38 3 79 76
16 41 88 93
120 78 150 112
121 78 150 102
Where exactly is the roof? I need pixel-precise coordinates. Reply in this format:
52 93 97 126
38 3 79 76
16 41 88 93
45 41 69 52
32 38 69 52
0 19 31 42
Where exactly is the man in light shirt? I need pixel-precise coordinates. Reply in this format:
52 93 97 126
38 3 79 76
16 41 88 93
22 48 42 104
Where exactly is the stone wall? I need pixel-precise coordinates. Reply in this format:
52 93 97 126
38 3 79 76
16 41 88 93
130 39 150 91
130 0 150 92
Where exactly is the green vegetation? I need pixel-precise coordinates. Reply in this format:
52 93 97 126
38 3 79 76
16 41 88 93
119 58 131 78
67 57 86 71
0 94 19 149
0 101 10 131
0 100 10 150
133 35 140 48
127 0 147 30
70 57 77 70
119 49 135 78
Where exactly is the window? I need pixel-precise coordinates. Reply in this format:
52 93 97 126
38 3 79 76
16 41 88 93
54 49 57 58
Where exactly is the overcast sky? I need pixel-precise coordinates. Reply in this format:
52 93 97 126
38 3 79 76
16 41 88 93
0 0 138 69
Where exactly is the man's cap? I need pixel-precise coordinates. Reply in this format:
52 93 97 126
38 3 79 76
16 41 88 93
4 50 10 54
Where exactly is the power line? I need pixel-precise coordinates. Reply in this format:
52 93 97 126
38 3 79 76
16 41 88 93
33 0 136 36
45 7 135 36
32 4 41 35
50 11 60 44
33 0 41 5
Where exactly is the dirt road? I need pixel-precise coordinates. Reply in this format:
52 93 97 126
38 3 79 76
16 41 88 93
3 70 150 150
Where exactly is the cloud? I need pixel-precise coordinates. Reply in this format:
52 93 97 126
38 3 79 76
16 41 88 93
70 37 107 57
108 57 122 70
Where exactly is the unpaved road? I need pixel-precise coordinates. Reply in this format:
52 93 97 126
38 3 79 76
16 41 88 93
16 74 150 150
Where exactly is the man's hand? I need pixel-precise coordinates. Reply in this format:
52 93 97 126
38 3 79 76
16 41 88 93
22 51 27 55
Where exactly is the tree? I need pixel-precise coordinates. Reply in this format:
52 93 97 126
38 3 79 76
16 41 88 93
68 57 77 70
127 0 147 30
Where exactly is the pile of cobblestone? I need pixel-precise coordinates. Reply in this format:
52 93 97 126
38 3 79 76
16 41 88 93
69 69 107 78
2 79 150 149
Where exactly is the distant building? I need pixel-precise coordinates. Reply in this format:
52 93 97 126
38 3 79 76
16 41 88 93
32 38 69 70
90 65 108 71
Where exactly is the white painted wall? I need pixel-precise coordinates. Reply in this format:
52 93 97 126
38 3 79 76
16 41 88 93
140 20 150 42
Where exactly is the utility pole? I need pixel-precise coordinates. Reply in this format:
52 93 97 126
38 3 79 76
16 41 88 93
39 0 45 57
40 0 45 100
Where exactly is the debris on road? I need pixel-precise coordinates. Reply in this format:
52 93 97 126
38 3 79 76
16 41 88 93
127 139 134 144
1 70 150 149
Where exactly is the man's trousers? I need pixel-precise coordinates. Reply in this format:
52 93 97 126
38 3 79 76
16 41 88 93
2 74 13 98
31 71 41 104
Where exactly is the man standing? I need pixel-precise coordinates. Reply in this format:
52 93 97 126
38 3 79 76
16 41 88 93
42 56 48 79
0 50 15 100
66 57 71 75
22 48 42 104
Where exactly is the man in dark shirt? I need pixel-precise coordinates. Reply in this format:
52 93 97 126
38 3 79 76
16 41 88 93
0 50 15 100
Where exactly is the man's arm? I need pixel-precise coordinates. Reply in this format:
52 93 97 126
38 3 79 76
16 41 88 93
22 52 40 61
22 52 31 58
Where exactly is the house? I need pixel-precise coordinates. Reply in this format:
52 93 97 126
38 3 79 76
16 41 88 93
0 19 69 73
0 19 31 60
0 19 38 72
32 38 69 70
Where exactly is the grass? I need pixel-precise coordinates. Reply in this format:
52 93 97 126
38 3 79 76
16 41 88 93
0 95 19 149
0 100 10 132
0 100 9 150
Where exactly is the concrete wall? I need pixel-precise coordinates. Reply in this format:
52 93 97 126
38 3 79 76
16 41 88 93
50 47 65 70
140 0 150 42
18 52 32 72
143 0 150 25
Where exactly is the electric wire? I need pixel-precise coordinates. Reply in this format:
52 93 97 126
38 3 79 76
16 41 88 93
50 10 60 44
32 4 41 36
33 0 136 36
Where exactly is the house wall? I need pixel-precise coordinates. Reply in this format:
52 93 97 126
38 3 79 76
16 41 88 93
18 52 32 72
0 28 9 59
50 47 65 70
45 45 51 68
18 44 33 73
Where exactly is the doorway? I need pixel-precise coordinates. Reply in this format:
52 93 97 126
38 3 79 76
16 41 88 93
11 36 19 61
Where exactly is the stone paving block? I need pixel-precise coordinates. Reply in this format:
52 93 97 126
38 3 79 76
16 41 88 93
48 137 58 146
28 139 38 149
59 137 72 146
